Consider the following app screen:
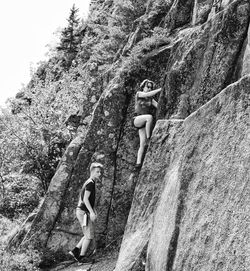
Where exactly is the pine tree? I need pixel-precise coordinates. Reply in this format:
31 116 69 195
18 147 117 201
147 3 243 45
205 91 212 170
57 4 81 57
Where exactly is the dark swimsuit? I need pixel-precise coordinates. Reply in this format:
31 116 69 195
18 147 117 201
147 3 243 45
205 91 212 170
132 93 154 129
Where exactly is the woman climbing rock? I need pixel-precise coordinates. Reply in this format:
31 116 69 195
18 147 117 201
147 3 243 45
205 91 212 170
132 79 161 169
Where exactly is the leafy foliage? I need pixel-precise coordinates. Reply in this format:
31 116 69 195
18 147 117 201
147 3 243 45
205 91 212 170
114 0 146 31
0 175 41 219
0 246 41 271
1 80 71 191
0 215 41 270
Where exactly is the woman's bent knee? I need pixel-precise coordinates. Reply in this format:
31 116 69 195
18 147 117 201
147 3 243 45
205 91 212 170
146 115 153 122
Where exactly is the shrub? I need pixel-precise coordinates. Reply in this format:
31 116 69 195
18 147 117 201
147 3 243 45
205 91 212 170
0 216 41 271
0 174 41 219
0 248 41 271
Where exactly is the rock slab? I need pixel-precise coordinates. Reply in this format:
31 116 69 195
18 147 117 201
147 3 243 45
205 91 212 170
115 75 250 271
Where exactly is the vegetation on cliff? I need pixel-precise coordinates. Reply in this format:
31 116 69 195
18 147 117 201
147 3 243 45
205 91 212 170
1 0 250 270
0 0 171 219
0 1 154 268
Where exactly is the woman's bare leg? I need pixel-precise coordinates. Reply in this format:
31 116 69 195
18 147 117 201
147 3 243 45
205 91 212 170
134 114 153 139
144 115 153 138
137 128 147 164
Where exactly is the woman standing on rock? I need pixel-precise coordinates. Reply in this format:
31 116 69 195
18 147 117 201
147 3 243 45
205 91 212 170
132 79 161 169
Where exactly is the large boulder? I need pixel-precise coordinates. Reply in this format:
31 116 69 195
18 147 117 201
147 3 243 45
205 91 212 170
115 74 250 271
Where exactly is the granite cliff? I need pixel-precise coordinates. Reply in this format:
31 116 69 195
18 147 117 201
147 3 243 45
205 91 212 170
8 0 250 270
116 74 250 271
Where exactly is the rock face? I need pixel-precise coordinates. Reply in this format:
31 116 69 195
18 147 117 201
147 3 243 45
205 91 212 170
115 74 250 271
20 135 86 249
157 0 250 119
241 23 250 76
9 1 250 268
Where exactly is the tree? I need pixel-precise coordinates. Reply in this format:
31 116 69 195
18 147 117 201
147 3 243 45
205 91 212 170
1 79 72 192
57 4 81 64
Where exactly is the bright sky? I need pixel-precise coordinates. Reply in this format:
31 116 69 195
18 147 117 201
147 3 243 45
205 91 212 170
0 0 91 107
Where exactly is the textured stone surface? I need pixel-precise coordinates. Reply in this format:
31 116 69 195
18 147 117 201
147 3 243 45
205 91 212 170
242 23 250 77
115 75 250 271
9 0 250 263
164 0 194 31
36 76 131 251
158 0 250 119
20 134 86 248
115 119 184 271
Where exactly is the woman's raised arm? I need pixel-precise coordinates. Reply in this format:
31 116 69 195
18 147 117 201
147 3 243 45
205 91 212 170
137 88 161 98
